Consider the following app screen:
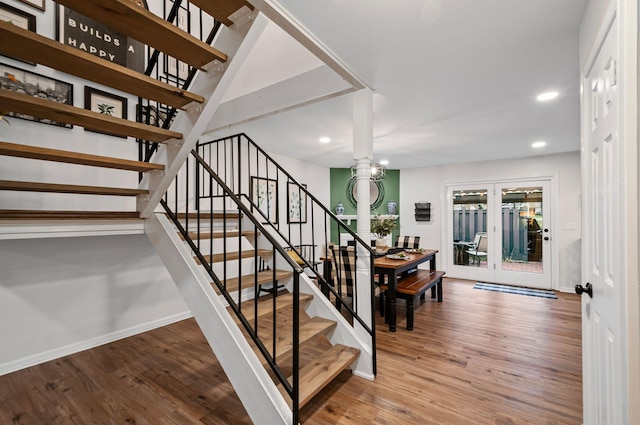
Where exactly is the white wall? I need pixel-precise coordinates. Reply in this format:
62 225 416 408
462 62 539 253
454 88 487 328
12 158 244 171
0 152 329 375
0 234 189 375
399 151 581 292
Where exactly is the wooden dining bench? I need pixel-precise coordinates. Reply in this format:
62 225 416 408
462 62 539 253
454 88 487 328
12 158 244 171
395 269 446 330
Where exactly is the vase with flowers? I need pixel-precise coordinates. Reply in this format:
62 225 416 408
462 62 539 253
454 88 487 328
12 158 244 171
371 215 397 254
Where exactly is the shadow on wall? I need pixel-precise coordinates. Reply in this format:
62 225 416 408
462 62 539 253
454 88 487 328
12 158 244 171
560 238 581 291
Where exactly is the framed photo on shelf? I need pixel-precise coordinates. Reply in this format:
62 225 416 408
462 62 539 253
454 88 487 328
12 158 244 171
287 182 307 224
251 177 278 224
0 2 36 29
0 62 73 128
84 86 128 136
15 0 44 11
0 2 36 64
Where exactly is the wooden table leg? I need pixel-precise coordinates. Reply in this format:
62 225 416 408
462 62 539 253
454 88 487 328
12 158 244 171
388 272 397 332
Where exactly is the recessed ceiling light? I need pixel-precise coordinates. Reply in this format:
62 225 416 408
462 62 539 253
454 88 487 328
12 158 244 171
532 141 547 148
319 137 331 143
537 91 558 101
379 160 389 165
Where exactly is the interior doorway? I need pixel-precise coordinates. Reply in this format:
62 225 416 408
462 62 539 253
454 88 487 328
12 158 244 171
446 179 552 289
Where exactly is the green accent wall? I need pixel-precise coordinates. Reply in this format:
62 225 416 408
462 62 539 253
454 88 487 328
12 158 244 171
329 168 400 245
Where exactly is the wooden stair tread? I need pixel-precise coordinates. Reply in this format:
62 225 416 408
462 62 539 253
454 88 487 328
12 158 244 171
189 0 254 27
263 317 337 360
0 180 147 196
186 230 256 240
0 22 203 109
220 270 293 292
0 210 140 220
0 89 182 143
195 249 272 264
234 293 313 324
56 0 227 69
279 344 360 408
0 141 163 172
176 212 241 220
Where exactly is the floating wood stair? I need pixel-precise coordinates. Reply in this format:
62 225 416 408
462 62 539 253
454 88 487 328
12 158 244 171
0 142 163 172
0 180 147 196
0 89 182 142
55 0 227 69
189 0 254 26
262 316 337 360
195 248 272 264
0 22 203 109
0 210 140 220
185 230 256 240
220 269 293 293
234 293 313 324
279 344 360 408
176 212 241 220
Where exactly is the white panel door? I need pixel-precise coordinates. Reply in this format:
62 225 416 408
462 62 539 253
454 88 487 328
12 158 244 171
580 12 623 425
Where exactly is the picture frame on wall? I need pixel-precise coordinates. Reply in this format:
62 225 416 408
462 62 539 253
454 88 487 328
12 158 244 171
0 2 36 64
251 177 278 224
287 182 307 224
15 0 44 12
84 86 128 137
0 62 73 128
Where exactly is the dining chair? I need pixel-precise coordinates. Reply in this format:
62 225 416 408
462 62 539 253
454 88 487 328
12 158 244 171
466 233 488 266
394 236 421 249
330 245 355 311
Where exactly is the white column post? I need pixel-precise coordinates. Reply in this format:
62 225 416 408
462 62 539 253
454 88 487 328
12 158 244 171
352 88 374 377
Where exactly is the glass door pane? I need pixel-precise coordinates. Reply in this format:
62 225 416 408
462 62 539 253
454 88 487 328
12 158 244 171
452 188 489 269
500 186 543 273
494 180 551 289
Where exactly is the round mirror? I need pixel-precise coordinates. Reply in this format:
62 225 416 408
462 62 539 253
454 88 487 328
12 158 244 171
346 177 385 210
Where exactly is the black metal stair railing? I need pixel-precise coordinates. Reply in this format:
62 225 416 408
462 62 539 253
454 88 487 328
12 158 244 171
136 0 222 165
161 149 304 423
197 133 377 370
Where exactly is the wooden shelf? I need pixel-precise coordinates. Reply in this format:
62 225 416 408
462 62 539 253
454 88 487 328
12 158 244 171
0 22 204 109
336 214 399 225
55 0 227 68
0 89 182 143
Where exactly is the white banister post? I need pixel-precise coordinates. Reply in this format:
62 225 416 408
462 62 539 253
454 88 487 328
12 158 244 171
352 88 374 377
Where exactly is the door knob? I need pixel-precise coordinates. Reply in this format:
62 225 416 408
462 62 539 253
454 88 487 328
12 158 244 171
575 282 593 298
544 236 550 241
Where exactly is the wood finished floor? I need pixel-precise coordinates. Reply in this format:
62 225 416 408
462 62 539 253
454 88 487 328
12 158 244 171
0 279 582 424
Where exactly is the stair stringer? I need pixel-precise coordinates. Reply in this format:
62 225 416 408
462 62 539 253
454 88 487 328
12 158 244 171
137 12 270 218
145 213 293 425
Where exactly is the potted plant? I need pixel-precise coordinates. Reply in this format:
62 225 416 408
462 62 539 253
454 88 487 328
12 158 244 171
371 215 397 253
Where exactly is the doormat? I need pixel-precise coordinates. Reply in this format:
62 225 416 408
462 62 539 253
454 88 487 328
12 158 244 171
474 282 557 299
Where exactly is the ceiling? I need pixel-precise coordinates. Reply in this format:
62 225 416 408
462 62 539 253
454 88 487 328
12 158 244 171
206 0 589 170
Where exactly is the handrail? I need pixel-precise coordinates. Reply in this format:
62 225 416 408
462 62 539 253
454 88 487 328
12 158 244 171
197 133 377 373
161 149 304 422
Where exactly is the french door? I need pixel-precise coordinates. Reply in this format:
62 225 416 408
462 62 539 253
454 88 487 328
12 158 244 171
447 179 552 289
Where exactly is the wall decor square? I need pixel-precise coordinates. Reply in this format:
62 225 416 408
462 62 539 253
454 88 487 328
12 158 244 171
15 0 44 11
84 86 128 136
251 177 278 224
0 2 36 64
0 62 73 128
287 182 307 224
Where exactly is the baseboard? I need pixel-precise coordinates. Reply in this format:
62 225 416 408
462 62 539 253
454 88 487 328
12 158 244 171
0 310 192 376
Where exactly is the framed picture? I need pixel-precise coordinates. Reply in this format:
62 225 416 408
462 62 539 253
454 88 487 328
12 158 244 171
287 182 307 224
84 86 128 136
164 0 190 81
15 0 44 12
251 177 278 224
0 62 73 128
0 2 36 64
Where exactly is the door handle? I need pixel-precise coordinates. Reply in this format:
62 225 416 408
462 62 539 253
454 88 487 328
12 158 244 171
575 282 593 298
544 236 550 241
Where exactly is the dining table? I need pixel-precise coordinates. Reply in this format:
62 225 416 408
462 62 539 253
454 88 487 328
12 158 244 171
374 249 438 332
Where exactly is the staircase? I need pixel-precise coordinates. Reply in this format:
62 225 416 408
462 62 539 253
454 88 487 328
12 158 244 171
0 1 375 424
